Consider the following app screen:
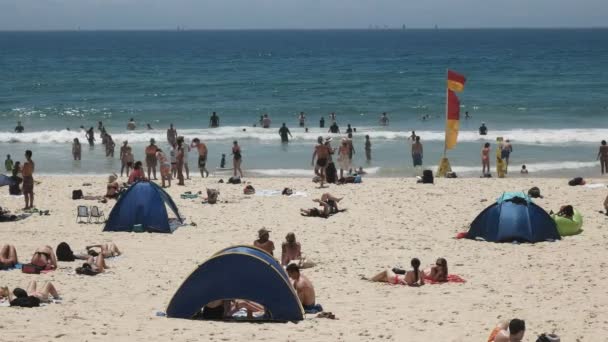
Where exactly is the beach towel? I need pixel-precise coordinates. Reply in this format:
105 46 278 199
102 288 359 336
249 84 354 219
425 274 466 284
180 193 199 199
583 183 606 189
255 190 308 197
0 213 31 222
0 263 22 271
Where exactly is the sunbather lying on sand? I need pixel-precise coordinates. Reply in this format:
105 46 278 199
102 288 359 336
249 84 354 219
300 193 345 218
75 253 107 276
200 299 265 320
0 244 18 268
30 245 57 270
1 281 60 307
426 258 448 282
365 258 425 286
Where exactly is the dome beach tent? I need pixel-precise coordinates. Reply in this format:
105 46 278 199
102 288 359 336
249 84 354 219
103 181 183 233
466 192 560 243
166 245 304 321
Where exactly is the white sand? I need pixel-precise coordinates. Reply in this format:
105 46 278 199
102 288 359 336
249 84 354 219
1 176 607 341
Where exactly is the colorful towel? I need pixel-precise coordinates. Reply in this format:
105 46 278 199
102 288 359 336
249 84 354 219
425 274 466 284
0 263 22 271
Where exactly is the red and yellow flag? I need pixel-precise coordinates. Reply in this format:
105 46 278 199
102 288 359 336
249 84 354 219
445 89 461 150
447 70 466 92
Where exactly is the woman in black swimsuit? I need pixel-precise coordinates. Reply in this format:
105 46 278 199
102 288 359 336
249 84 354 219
232 140 243 178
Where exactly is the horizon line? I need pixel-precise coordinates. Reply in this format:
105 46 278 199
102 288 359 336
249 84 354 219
0 26 607 32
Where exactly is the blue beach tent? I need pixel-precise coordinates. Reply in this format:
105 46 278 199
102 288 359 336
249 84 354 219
103 181 182 233
166 245 304 321
466 192 560 243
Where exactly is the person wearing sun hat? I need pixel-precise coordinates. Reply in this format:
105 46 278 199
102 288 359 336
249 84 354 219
253 228 275 256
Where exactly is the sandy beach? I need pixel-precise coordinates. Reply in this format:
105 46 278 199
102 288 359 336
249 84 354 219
1 175 607 341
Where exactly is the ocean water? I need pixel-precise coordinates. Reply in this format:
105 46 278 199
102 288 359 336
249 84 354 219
1 29 607 176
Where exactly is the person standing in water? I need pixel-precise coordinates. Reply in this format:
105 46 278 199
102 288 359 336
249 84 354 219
232 140 244 178
167 124 177 146
411 136 423 168
119 141 129 177
312 136 330 188
328 122 340 134
192 138 209 178
176 137 186 186
209 112 220 128
262 114 271 128
127 118 136 130
479 122 488 135
501 139 513 173
72 139 81 161
481 142 491 175
597 140 608 175
145 138 158 180
14 121 24 133
298 112 306 127
86 127 95 146
329 112 337 124
364 135 371 162
319 116 325 128
279 123 293 143
5 154 13 172
379 112 389 126
22 150 35 210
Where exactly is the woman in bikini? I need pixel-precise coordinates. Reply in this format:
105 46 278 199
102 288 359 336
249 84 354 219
156 148 171 188
482 142 491 175
0 244 18 269
105 174 120 199
232 140 243 178
426 258 448 282
86 243 121 258
366 258 425 286
75 252 108 276
0 281 60 305
30 245 57 270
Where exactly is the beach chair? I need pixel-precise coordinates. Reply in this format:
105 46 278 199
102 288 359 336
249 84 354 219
76 205 90 223
90 206 105 223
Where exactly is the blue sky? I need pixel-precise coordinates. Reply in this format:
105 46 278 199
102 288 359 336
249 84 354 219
0 0 605 30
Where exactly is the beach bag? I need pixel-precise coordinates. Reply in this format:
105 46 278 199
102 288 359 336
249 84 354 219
207 189 219 204
354 175 362 183
422 170 434 184
446 171 458 178
228 176 241 184
568 177 584 186
243 185 255 195
21 264 43 274
536 334 560 342
56 242 76 262
72 189 83 200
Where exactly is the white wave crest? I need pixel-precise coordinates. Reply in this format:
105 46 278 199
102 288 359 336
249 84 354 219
249 167 380 177
438 161 599 173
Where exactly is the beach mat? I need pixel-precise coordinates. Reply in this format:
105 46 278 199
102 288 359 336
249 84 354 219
255 190 308 197
425 274 466 284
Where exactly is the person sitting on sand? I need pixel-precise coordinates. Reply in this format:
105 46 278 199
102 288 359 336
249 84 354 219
488 319 526 342
426 258 448 282
106 174 120 199
1 281 60 307
128 161 147 184
30 245 58 270
366 258 425 286
286 264 322 313
254 228 275 256
0 244 18 269
281 232 302 266
520 165 528 174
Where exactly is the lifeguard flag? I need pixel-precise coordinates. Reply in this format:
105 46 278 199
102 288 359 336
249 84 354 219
445 89 460 150
447 70 466 92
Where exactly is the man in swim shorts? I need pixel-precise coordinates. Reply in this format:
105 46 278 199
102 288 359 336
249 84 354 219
22 150 35 210
192 138 209 178
412 136 423 167
286 264 321 313
312 136 330 188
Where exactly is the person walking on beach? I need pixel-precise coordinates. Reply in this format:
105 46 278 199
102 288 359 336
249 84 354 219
412 136 423 168
22 150 34 210
156 148 171 188
5 155 13 172
262 114 271 128
145 138 158 180
209 112 220 128
105 135 115 157
298 112 306 127
597 140 608 175
379 112 389 126
167 124 177 146
192 138 209 178
482 142 491 175
279 123 293 143
338 138 351 178
312 136 330 187
176 137 186 186
232 140 244 178
15 121 24 133
319 116 325 128
127 118 136 130
365 135 372 162
501 139 513 173
72 139 81 161
86 127 95 146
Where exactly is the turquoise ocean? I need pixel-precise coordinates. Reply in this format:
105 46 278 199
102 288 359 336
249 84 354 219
1 29 607 176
